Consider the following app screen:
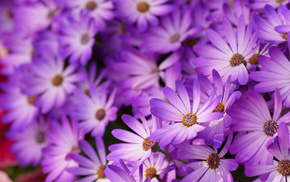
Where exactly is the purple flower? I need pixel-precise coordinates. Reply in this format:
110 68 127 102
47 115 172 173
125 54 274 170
141 6 203 54
250 46 290 107
73 84 117 137
245 122 290 181
59 11 98 65
107 112 155 174
149 79 222 147
172 133 238 182
7 117 50 166
42 116 84 182
194 15 259 85
114 0 175 32
249 0 289 10
228 89 290 165
67 137 109 182
24 52 86 114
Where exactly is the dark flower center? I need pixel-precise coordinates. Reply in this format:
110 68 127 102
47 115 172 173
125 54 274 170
142 137 154 151
52 75 63 86
145 167 157 179
276 0 286 4
206 153 220 169
95 109 106 121
277 160 290 176
47 10 56 19
80 33 90 45
170 33 181 43
137 2 150 13
35 131 46 144
84 88 90 97
249 53 260 65
120 22 127 34
182 113 197 127
230 54 245 67
212 103 225 114
282 33 288 41
65 145 80 160
85 1 97 11
185 38 200 48
27 96 36 105
97 165 106 178
263 120 278 137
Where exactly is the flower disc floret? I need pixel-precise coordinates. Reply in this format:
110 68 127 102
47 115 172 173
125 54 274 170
143 137 154 151
145 167 157 179
230 54 245 67
277 160 290 176
95 109 106 121
85 1 97 11
282 33 288 41
27 96 36 105
212 103 225 114
206 153 220 169
137 2 150 13
52 75 63 86
80 33 90 45
97 165 106 178
35 131 46 144
170 33 181 43
263 120 278 137
249 54 259 65
182 113 197 127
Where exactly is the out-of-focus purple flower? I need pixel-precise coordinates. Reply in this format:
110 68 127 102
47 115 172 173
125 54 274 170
67 137 109 182
42 116 84 182
203 0 231 22
107 112 156 174
23 52 86 114
0 0 15 34
245 122 290 181
0 82 38 130
114 0 175 32
141 6 203 54
59 11 97 66
7 117 50 166
194 15 259 85
250 46 290 107
228 89 290 165
249 0 289 10
223 0 251 25
73 84 117 137
172 133 238 182
197 70 241 148
149 79 222 147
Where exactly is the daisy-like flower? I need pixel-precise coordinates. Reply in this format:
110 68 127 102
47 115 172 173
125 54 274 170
0 82 38 130
149 79 222 147
141 6 203 53
245 122 290 181
42 116 84 182
194 15 259 85
59 11 98 65
7 117 50 166
114 0 175 31
73 84 117 137
197 69 241 148
67 137 109 182
107 112 156 174
227 89 290 165
250 46 290 107
24 51 86 114
172 134 238 182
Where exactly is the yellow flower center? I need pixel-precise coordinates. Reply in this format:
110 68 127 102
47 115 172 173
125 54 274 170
263 120 278 137
282 33 288 41
85 1 98 11
52 75 63 86
182 113 197 127
27 96 36 105
249 53 260 65
145 167 157 179
212 103 225 114
230 54 245 67
142 137 154 151
277 160 290 176
137 2 150 13
97 165 107 178
206 153 220 169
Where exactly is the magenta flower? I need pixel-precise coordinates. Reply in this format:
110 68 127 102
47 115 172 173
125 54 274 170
194 15 259 85
150 79 222 147
42 116 84 182
250 46 290 107
228 89 290 165
245 122 290 181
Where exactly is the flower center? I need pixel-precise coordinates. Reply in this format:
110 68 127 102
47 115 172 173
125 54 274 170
120 22 127 34
249 53 260 65
47 10 56 19
212 103 225 114
282 33 288 41
230 54 245 67
145 167 157 179
182 113 197 127
95 109 106 121
277 160 290 176
276 0 286 4
206 153 220 169
263 120 278 137
137 2 150 13
142 137 154 151
85 1 97 11
65 145 80 160
170 33 181 43
97 165 106 178
35 131 46 144
80 33 90 45
52 75 63 86
27 96 36 105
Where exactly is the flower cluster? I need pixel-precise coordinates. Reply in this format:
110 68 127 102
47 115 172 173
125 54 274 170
1 0 290 182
